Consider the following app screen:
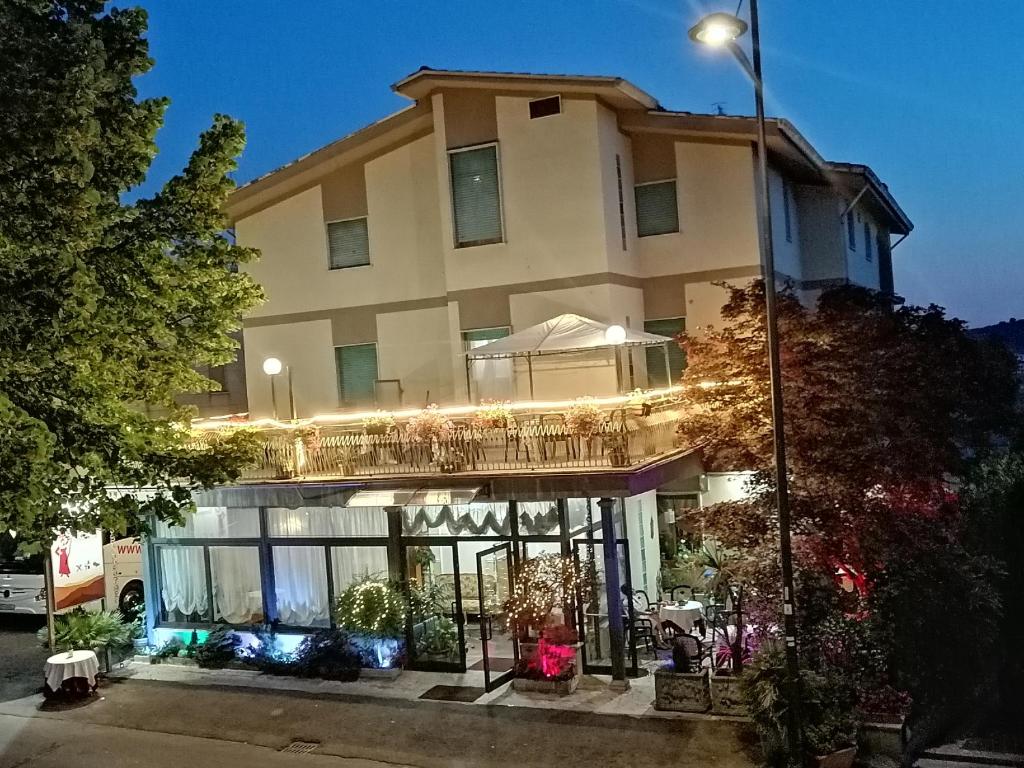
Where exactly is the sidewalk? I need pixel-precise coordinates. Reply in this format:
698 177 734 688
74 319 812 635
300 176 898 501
0 672 759 768
108 658 738 721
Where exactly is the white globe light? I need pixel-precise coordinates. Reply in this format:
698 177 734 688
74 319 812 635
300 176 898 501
262 357 283 376
605 325 627 345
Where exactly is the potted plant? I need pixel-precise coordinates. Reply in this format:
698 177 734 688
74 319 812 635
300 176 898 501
741 643 860 768
362 411 395 436
564 397 605 440
335 578 407 674
654 640 711 712
503 554 591 695
471 400 513 431
297 425 322 454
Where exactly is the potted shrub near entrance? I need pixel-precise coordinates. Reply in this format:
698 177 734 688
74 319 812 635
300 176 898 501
503 554 591 695
654 641 711 712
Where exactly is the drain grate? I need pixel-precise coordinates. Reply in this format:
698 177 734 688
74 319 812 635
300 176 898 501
281 741 321 755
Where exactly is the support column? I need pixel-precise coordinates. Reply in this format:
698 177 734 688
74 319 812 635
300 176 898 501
598 497 627 687
385 506 403 583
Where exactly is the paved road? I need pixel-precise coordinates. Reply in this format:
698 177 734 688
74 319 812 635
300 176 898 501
0 678 756 768
0 712 410 768
0 615 47 703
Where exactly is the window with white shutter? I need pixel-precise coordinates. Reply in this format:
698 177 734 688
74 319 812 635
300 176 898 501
634 180 679 237
327 217 370 269
449 144 503 247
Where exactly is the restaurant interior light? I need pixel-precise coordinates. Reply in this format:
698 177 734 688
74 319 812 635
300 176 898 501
688 12 748 47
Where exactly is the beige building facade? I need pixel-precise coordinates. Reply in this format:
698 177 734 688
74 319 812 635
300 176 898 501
226 69 911 421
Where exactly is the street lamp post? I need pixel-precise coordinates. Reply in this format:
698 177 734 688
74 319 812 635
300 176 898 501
689 1 803 761
261 357 295 421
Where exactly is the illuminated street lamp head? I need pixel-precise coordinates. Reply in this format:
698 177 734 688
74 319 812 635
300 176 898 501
262 357 283 376
688 12 748 46
605 324 627 345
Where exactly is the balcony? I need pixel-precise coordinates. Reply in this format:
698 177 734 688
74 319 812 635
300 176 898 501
190 389 689 484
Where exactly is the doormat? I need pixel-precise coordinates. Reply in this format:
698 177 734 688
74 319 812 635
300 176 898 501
468 657 515 673
419 685 485 703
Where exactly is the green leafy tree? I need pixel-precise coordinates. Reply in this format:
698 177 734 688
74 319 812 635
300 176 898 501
0 1 263 546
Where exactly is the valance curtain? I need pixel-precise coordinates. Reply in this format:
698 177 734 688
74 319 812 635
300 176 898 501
159 547 208 620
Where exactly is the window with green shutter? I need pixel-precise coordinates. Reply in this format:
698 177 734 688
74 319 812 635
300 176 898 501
644 317 686 388
327 217 370 269
334 343 378 407
449 144 503 247
634 180 679 237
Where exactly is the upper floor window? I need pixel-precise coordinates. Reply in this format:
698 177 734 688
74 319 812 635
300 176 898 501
528 95 561 119
327 217 370 269
449 144 503 248
863 222 873 262
635 180 679 237
782 180 792 243
644 317 686 388
846 209 856 250
335 342 378 408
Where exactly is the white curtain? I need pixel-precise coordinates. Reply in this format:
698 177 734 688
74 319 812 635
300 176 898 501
467 339 514 401
331 546 388 594
210 547 263 624
156 507 260 539
274 546 330 627
267 506 387 537
159 547 208 619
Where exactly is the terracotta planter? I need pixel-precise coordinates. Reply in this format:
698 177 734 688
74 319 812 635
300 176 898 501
654 667 710 712
814 747 856 768
709 672 747 715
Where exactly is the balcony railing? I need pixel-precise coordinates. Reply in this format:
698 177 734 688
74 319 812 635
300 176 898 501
190 391 687 483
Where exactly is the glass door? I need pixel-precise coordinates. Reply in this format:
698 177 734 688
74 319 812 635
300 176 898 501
476 542 517 692
571 538 638 677
402 541 466 672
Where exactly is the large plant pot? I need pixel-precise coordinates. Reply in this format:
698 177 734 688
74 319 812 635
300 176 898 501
654 667 710 713
512 675 579 695
814 747 856 768
709 671 747 715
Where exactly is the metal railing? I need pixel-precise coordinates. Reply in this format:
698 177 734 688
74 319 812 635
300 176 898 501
192 400 686 483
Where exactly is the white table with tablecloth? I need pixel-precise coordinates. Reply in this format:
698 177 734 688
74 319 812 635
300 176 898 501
658 600 705 633
43 649 99 699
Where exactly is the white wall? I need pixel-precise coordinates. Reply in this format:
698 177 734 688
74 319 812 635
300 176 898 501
596 103 641 276
767 167 802 282
377 306 455 408
625 491 659 597
242 320 337 419
699 472 756 507
844 206 882 290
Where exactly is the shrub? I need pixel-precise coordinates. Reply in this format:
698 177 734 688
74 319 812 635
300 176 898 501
194 626 241 668
37 609 133 652
540 624 578 646
291 629 361 681
335 579 406 638
242 628 295 675
420 616 459 657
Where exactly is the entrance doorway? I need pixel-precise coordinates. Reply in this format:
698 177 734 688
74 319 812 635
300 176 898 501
475 542 516 691
402 541 466 672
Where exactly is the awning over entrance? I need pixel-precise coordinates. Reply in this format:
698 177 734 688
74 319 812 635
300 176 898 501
466 313 672 360
344 486 483 508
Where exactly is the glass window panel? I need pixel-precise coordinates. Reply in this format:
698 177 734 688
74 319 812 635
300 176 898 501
644 318 686 388
517 501 560 536
330 546 389 594
267 506 387 537
635 180 679 237
210 546 264 624
158 546 210 623
273 546 330 628
450 145 503 247
402 503 509 536
155 507 259 539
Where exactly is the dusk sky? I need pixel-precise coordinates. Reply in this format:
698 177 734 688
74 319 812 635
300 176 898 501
134 0 1024 327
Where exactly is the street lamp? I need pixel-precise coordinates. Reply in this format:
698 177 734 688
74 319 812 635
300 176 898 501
262 357 296 421
690 1 803 761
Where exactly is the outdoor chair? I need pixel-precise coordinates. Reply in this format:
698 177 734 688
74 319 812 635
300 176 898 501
671 632 705 671
628 615 657 654
668 584 694 603
539 414 575 462
504 415 531 463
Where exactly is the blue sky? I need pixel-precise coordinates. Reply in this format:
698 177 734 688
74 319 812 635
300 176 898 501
134 1 1024 326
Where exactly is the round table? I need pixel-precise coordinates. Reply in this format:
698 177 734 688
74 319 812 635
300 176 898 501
43 649 99 700
659 600 704 634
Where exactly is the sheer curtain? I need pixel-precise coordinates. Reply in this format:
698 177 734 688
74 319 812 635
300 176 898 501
274 546 330 627
467 339 514 401
159 547 208 620
156 507 259 538
267 507 387 537
210 547 263 624
331 546 389 593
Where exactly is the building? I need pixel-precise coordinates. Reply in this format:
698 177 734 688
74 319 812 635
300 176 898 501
142 69 911 688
